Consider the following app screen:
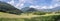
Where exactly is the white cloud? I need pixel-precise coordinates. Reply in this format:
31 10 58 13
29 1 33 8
53 3 59 7
29 3 60 9
5 0 60 9
41 6 47 9
27 0 60 9
7 0 25 9
30 5 39 8
15 3 24 9
16 0 25 7
15 0 35 9
49 6 53 9
15 0 25 9
7 0 14 6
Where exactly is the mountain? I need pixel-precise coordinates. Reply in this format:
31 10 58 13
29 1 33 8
0 1 23 15
21 7 30 12
21 6 60 12
21 7 38 12
26 8 37 12
52 6 60 11
51 6 60 12
37 6 60 12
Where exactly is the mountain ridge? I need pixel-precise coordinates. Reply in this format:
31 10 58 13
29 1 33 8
0 1 23 15
21 6 60 12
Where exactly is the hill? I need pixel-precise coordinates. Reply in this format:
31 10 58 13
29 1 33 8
0 1 23 15
21 7 38 12
21 6 60 12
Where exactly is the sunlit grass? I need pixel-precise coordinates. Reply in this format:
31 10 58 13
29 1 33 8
0 12 60 21
0 12 39 18
0 12 60 18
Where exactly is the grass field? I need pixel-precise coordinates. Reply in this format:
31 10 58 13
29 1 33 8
0 12 60 21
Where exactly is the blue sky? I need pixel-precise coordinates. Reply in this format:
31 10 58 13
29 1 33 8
0 0 60 9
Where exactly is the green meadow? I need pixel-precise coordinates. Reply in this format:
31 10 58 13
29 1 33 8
0 12 60 21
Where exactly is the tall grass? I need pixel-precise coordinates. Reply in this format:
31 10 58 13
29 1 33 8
0 12 60 21
0 14 60 21
0 18 25 21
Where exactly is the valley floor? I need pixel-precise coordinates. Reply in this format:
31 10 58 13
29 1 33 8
0 12 60 21
0 12 60 18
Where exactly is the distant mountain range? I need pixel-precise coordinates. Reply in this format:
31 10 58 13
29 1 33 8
21 6 60 12
21 7 37 12
38 6 60 12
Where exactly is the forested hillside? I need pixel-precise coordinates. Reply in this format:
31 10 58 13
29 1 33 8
0 1 23 15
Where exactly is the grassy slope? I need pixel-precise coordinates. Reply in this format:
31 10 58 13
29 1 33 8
0 12 60 21
0 12 60 18
0 12 39 18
